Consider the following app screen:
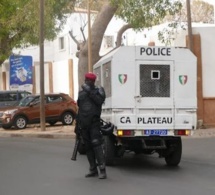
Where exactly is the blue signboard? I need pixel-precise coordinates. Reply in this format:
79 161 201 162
9 55 33 92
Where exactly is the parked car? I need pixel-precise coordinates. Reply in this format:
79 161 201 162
0 93 77 129
0 90 31 108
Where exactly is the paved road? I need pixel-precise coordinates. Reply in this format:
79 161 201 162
0 137 215 195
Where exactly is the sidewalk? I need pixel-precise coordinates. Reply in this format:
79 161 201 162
191 127 215 138
0 124 76 139
1 125 215 139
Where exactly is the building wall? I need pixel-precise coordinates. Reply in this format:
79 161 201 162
33 59 78 100
0 12 120 99
174 25 215 98
1 14 215 126
34 62 50 94
0 59 78 100
174 25 215 126
204 98 215 126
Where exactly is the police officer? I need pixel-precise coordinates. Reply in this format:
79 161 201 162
76 72 106 179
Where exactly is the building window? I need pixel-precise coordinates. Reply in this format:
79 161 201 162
59 37 65 50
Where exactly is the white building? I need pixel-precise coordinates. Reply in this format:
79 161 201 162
1 10 215 126
0 11 127 100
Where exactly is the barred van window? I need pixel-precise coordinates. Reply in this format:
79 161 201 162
140 64 170 97
94 67 101 87
102 61 111 98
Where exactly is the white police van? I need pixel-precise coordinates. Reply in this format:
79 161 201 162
94 46 197 166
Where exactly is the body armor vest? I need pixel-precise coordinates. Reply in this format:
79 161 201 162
77 86 105 128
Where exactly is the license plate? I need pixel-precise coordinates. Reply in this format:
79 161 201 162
144 130 168 136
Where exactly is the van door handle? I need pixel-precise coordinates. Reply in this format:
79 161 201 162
134 96 142 103
134 96 141 98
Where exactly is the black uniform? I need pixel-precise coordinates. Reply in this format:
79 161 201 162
76 83 106 179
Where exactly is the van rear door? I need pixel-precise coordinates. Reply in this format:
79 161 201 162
135 61 175 134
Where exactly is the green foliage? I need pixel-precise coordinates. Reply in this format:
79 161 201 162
0 0 73 64
158 22 187 46
158 0 214 45
110 0 182 30
74 0 104 11
186 0 214 23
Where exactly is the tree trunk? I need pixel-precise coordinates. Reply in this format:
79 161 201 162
77 3 117 89
116 24 132 47
0 36 12 65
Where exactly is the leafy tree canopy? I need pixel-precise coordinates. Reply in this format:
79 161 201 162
111 0 182 29
0 0 73 64
74 0 182 29
69 0 183 85
182 0 214 23
3 0 203 66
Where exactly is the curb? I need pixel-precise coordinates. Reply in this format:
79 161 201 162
191 129 215 138
0 124 76 139
0 127 215 139
0 132 76 139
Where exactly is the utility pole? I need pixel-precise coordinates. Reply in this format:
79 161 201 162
186 0 193 52
213 2 215 23
39 0 46 131
87 0 92 72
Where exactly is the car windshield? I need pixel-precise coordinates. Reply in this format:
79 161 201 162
18 96 37 107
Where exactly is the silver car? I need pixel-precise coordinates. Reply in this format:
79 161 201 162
0 90 31 108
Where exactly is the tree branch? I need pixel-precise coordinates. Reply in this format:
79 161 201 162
69 30 86 57
69 30 80 46
80 27 86 42
116 24 132 48
82 2 118 64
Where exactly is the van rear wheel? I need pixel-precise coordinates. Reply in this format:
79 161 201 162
165 138 182 166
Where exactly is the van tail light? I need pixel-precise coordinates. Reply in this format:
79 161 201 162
174 130 190 136
117 130 134 136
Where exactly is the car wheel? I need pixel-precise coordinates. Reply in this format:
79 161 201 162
14 116 27 129
62 112 74 125
165 138 182 166
2 125 12 130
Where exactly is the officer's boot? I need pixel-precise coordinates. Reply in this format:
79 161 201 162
93 145 107 179
85 150 98 178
